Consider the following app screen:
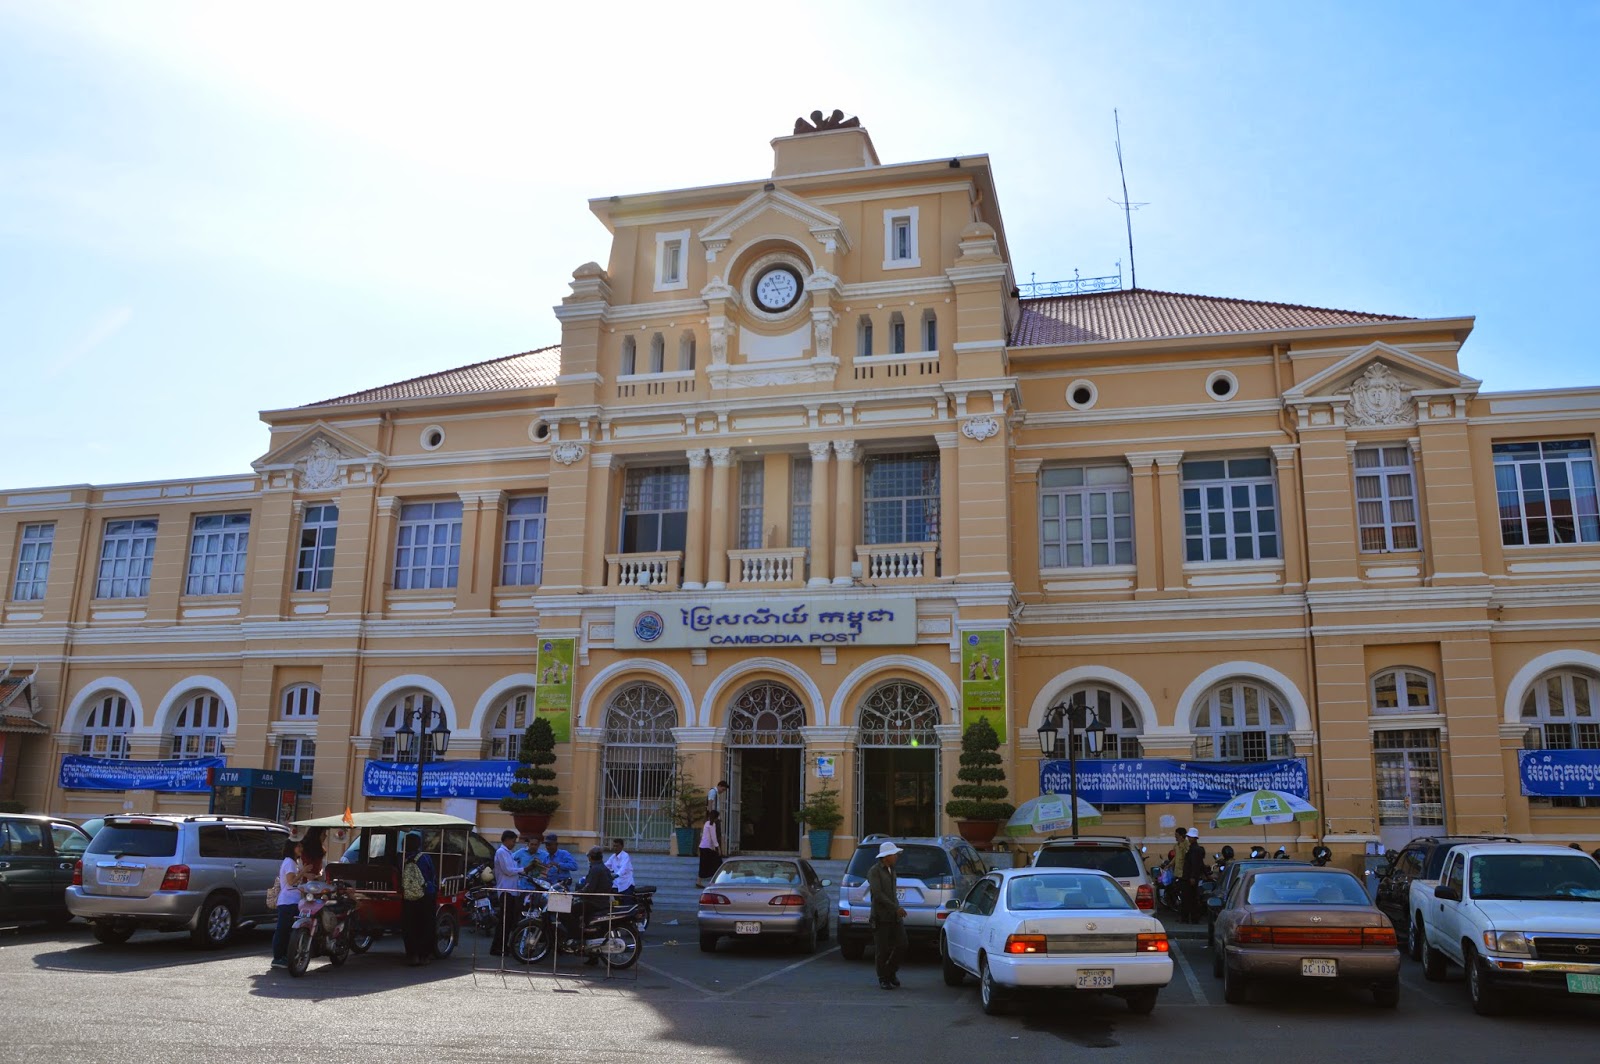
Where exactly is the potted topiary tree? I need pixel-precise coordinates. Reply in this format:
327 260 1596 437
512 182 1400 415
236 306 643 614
944 717 1015 849
794 785 844 859
498 717 560 837
672 757 705 858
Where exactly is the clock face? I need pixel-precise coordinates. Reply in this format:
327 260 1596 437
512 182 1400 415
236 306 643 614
752 265 802 313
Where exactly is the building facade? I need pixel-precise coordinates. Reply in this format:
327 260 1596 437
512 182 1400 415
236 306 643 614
4 118 1599 860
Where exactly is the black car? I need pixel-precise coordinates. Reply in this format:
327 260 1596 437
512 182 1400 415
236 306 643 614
1 813 91 927
1372 835 1519 956
1204 859 1310 949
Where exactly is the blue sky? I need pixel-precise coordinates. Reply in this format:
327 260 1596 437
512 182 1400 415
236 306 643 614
3 2 1598 488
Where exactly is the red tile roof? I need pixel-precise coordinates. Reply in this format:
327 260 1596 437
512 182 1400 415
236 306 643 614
306 345 562 407
1010 288 1414 347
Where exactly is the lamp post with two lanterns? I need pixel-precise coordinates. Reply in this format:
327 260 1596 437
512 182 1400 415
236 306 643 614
393 703 452 813
1036 695 1106 839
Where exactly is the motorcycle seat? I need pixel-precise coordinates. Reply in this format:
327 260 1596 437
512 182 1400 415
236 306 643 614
631 886 657 897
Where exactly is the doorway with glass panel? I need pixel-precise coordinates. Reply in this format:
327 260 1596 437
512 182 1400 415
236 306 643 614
856 682 941 839
1374 728 1445 853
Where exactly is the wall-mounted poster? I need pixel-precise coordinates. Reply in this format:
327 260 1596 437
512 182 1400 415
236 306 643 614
961 628 1007 743
535 636 575 742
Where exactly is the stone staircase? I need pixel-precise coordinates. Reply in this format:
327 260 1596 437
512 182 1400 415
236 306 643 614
630 852 851 915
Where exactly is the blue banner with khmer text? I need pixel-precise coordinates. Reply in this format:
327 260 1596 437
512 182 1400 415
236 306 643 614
1039 758 1309 804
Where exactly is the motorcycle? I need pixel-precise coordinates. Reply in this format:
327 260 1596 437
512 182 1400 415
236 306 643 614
506 888 643 969
620 885 656 933
287 881 355 977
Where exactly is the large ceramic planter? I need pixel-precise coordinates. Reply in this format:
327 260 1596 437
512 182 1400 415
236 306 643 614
510 812 552 838
806 829 834 860
675 826 698 856
956 819 1002 849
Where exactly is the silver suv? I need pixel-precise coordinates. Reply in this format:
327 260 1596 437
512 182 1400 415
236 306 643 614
1030 835 1156 911
66 814 289 948
838 834 987 959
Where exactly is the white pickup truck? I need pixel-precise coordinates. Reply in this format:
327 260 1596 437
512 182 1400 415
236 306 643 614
1412 843 1600 1014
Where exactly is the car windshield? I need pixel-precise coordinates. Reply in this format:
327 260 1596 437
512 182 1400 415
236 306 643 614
714 861 801 886
1034 844 1139 878
1246 871 1369 906
85 823 179 858
1470 854 1600 901
846 844 950 881
1007 873 1132 911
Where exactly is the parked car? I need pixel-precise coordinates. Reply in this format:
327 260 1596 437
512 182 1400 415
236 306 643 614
698 856 832 954
838 835 986 960
940 867 1172 1016
1032 836 1156 912
66 814 289 947
1375 834 1520 958
0 813 90 927
1205 859 1311 950
1212 865 1401 1008
1418 843 1600 1015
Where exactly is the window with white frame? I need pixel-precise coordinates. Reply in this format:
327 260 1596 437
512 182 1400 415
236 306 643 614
738 460 764 550
1191 680 1293 761
280 683 321 720
80 694 132 759
620 466 689 553
620 336 637 375
276 737 315 794
648 333 665 374
857 315 874 358
95 518 158 599
12 522 54 601
1521 668 1600 807
500 495 547 586
379 692 437 758
1371 667 1435 715
170 693 230 758
655 229 689 291
393 500 463 590
485 691 535 759
1043 686 1145 760
679 332 696 371
1181 457 1280 562
882 207 919 268
863 453 940 545
1355 446 1418 552
185 512 251 596
1039 465 1133 568
922 310 937 353
790 457 812 549
295 504 339 592
889 312 906 354
1494 440 1600 546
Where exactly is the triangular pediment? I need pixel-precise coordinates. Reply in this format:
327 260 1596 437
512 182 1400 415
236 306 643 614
698 187 853 255
253 422 384 491
1286 342 1480 400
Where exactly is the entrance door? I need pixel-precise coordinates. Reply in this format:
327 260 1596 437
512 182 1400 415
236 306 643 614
1374 728 1445 853
860 747 937 838
724 681 807 854
598 683 679 852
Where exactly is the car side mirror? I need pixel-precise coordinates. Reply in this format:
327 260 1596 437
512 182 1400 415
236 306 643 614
1206 896 1222 911
820 879 832 888
1433 884 1460 902
941 899 957 910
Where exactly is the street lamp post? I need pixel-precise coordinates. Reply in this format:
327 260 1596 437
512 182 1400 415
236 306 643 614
1038 696 1106 839
394 703 452 812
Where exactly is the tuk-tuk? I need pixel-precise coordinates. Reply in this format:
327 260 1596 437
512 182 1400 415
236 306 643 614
292 811 496 959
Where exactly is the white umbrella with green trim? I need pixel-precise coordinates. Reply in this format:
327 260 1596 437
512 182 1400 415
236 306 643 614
1209 789 1318 828
1004 793 1103 837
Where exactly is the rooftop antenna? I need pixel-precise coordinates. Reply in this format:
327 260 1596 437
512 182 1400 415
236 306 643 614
1109 109 1147 290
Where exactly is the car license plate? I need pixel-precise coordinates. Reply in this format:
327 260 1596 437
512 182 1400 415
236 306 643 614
1567 974 1600 995
1302 958 1338 978
896 888 909 901
1077 969 1114 989
106 868 133 885
735 921 761 935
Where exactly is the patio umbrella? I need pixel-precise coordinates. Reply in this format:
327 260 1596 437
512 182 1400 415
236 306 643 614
1209 788 1319 833
1004 793 1103 837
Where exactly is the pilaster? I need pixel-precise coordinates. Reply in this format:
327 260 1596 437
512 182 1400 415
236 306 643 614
1152 451 1187 595
832 440 858 585
807 441 832 586
706 448 733 589
935 431 960 578
683 449 709 589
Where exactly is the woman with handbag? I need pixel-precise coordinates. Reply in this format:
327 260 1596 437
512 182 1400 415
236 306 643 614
269 838 303 970
696 810 721 888
400 833 438 967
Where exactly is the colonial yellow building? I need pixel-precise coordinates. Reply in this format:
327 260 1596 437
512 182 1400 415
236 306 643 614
4 116 1599 861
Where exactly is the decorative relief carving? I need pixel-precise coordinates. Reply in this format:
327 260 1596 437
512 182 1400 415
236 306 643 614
552 442 587 465
706 359 839 390
808 441 832 461
960 415 1001 442
687 448 709 469
833 439 858 463
1343 363 1415 427
297 437 345 490
708 324 730 365
708 447 734 467
811 310 836 360
793 109 861 134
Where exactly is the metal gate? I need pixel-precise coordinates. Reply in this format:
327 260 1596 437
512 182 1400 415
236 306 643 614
1374 728 1444 852
599 683 677 852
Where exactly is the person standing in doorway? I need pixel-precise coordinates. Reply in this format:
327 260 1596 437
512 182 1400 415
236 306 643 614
697 810 721 887
706 779 729 854
868 841 908 990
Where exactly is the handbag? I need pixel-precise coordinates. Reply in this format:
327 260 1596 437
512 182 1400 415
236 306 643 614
402 859 427 901
267 878 281 907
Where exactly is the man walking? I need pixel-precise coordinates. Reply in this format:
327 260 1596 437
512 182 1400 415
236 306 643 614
491 828 520 956
867 840 908 990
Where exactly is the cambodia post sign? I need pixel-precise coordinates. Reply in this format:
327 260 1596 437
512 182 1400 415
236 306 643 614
613 598 916 649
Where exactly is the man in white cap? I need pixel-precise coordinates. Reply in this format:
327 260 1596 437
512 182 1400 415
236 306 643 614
1180 827 1207 923
867 841 908 989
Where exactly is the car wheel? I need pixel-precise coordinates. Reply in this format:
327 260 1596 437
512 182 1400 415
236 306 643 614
1125 988 1159 1016
1407 915 1424 962
434 909 459 958
91 923 134 946
286 926 312 977
839 936 866 961
1222 959 1249 1005
979 957 1008 1016
699 932 719 954
940 934 965 987
1465 946 1503 1016
1373 982 1400 1009
819 915 830 942
191 895 236 949
794 920 818 955
1421 935 1447 982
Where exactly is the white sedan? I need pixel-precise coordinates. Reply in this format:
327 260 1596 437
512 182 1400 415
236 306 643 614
939 867 1173 1016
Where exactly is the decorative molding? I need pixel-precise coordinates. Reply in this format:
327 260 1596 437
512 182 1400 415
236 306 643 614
686 448 709 469
808 441 831 461
960 415 1000 442
1343 363 1417 427
707 356 839 390
551 442 587 465
708 447 734 467
375 496 400 517
811 309 837 361
833 439 858 463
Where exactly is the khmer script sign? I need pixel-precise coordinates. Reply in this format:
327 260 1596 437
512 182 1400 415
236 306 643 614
1040 758 1310 805
613 598 916 649
1517 749 1600 797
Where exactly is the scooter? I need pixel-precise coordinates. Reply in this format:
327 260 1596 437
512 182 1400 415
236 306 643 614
507 889 643 969
619 885 656 933
287 881 354 976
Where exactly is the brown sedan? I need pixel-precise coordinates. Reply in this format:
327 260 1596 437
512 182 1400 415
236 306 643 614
1210 866 1401 1007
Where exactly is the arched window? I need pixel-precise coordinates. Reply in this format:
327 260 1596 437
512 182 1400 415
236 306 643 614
889 311 906 355
378 691 437 758
620 336 637 375
857 682 940 746
281 684 321 720
922 309 938 353
1522 668 1600 807
600 683 678 851
857 315 874 358
170 693 230 758
648 333 665 374
1190 680 1293 761
81 694 132 759
1045 685 1144 759
679 332 696 372
485 691 535 759
1371 668 1435 715
727 682 806 746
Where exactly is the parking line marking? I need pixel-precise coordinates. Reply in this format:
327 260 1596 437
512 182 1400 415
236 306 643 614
638 961 719 997
1171 943 1208 1005
713 945 842 999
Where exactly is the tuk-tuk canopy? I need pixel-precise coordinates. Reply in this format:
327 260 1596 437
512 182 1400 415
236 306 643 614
292 811 473 829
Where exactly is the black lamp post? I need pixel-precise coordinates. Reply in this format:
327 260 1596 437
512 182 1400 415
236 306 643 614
394 704 452 812
1038 696 1106 839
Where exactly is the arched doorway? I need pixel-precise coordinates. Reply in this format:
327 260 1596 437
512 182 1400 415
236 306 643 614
599 683 678 853
857 682 941 838
726 682 805 853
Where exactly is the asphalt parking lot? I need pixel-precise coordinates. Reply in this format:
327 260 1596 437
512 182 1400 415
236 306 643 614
4 915 1597 1064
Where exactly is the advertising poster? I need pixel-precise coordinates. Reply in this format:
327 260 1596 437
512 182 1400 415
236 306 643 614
961 628 1008 743
535 636 575 742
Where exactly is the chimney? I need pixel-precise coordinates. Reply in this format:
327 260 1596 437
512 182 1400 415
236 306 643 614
772 110 879 177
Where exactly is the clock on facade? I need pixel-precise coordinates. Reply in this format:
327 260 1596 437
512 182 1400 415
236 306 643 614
751 264 803 313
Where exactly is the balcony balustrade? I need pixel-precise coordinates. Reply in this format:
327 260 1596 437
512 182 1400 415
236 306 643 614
726 547 808 588
856 542 939 581
606 551 683 589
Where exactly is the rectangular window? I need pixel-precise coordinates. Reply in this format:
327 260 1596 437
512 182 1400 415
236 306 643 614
923 313 937 353
95 518 158 599
654 229 690 291
277 736 315 795
185 512 252 596
1494 439 1600 546
1355 446 1418 552
294 504 339 592
738 460 764 550
892 219 912 260
882 207 920 269
1181 457 1280 562
500 495 547 586
621 466 689 553
393 500 463 590
662 241 682 284
1039 465 1133 568
12 522 54 601
890 318 906 354
790 457 812 549
863 453 940 545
